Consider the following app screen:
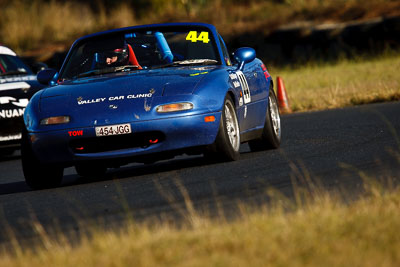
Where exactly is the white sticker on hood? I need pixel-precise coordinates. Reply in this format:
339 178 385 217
77 93 153 105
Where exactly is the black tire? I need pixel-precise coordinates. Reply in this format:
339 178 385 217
206 95 240 161
248 88 281 151
21 129 63 189
75 163 107 178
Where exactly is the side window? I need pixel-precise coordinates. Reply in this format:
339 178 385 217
218 35 232 66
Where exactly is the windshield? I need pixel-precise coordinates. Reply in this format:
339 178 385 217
0 55 33 76
59 27 220 81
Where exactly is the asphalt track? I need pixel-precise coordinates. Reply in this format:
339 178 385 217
0 101 399 245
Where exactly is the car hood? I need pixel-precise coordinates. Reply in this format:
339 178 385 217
39 67 214 127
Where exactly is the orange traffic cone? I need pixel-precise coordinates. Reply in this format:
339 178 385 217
276 76 291 114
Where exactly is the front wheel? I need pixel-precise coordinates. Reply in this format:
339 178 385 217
206 95 240 161
248 88 281 151
21 130 63 189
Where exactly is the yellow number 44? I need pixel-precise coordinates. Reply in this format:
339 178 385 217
186 31 210 43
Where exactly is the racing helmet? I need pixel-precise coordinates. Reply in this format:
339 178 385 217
103 45 129 67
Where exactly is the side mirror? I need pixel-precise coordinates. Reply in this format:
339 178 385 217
37 69 58 85
233 47 256 71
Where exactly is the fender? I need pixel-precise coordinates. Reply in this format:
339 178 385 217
193 66 239 112
24 90 44 131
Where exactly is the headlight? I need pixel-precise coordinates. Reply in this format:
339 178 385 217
40 116 70 125
156 102 193 113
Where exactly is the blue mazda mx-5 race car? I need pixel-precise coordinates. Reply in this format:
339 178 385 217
23 22 281 189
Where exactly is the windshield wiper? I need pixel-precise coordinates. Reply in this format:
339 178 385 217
0 70 27 76
75 65 141 79
151 59 218 69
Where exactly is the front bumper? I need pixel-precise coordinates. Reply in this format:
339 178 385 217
29 111 221 166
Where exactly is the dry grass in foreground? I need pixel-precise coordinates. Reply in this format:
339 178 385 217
273 52 400 112
0 180 399 267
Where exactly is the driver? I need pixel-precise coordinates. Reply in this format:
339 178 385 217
104 45 129 67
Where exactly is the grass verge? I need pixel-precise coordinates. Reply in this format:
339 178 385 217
0 180 399 267
272 51 400 111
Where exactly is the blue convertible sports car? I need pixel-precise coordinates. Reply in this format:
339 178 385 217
23 23 281 189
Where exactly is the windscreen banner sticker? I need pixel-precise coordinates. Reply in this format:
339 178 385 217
236 71 251 104
0 76 36 84
0 81 31 91
186 31 210 43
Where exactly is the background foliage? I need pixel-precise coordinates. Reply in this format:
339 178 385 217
1 0 399 52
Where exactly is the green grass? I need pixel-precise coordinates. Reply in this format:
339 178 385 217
1 181 399 267
272 52 400 111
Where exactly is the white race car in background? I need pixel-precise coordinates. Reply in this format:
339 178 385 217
0 45 46 155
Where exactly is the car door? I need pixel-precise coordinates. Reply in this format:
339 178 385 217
235 60 267 131
218 35 267 132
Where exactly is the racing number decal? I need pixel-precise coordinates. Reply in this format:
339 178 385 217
236 71 251 104
186 31 210 43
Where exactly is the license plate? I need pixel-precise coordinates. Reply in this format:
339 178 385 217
95 123 131 137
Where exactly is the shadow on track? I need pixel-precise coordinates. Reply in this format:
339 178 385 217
62 155 220 187
0 154 225 195
0 181 31 195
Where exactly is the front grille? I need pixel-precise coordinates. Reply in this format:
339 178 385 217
69 131 165 153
